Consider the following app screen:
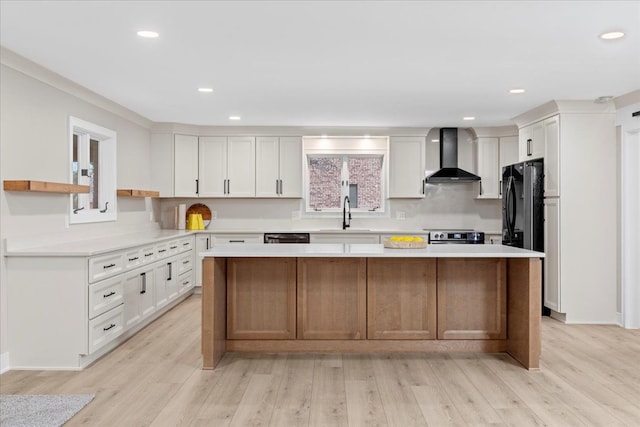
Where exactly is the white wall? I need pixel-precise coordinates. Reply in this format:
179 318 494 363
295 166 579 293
0 51 157 371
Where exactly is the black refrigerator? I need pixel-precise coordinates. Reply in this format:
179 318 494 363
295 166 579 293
501 159 547 314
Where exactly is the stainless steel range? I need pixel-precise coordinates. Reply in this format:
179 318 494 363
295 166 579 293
426 229 485 244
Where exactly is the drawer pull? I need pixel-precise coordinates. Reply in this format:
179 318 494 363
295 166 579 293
183 280 190 286
145 252 154 257
128 256 139 261
183 260 190 264
103 291 116 298
103 263 116 269
158 249 167 253
170 246 178 249
182 243 190 246
229 240 245 243
140 272 147 294
103 323 116 331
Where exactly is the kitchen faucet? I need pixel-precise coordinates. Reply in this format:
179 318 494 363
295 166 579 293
342 195 351 230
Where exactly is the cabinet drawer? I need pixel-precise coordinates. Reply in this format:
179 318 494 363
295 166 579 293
89 253 124 283
155 242 170 259
141 246 156 263
178 237 193 252
177 253 193 275
211 234 262 244
88 275 124 319
124 249 142 269
178 270 194 295
166 240 181 255
88 305 124 354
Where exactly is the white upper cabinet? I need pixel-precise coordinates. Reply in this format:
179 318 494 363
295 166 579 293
389 136 426 198
197 136 255 197
174 134 199 197
227 137 256 197
475 137 500 199
543 115 560 197
474 134 518 199
198 136 227 197
519 121 545 161
256 136 302 198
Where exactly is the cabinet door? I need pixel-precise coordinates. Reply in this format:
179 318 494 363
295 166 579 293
227 258 297 339
227 137 255 197
278 136 302 198
519 123 545 161
389 137 426 198
155 260 174 309
437 258 507 339
544 115 560 197
297 258 366 339
544 198 561 312
123 271 142 329
255 136 280 197
139 268 155 320
174 134 199 197
198 136 227 197
499 136 519 170
150 133 174 197
475 137 500 199
367 258 437 339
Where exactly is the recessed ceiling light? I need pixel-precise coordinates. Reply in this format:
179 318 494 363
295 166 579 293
463 116 475 121
198 88 213 93
509 88 526 94
137 30 159 38
229 116 241 120
600 31 625 40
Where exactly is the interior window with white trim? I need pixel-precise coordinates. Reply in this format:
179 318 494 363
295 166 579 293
69 116 117 224
303 137 387 215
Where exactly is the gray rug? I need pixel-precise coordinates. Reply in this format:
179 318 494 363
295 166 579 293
0 394 94 427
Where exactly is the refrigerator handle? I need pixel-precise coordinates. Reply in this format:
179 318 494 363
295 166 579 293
508 176 517 236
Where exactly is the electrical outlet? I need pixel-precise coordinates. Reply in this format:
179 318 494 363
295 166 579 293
396 211 406 220
292 210 301 220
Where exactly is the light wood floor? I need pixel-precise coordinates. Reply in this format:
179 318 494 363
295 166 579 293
2 295 639 426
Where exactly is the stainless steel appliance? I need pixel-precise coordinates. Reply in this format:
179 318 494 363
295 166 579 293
502 159 546 314
264 233 310 243
428 230 485 244
501 160 544 251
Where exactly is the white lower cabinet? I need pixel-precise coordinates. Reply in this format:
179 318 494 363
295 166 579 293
123 266 156 329
544 198 561 312
6 235 195 370
88 305 124 354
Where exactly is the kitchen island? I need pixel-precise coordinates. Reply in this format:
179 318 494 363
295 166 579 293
201 244 543 370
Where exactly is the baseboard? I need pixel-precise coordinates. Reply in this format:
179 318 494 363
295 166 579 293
549 310 566 323
616 311 623 326
1 352 10 374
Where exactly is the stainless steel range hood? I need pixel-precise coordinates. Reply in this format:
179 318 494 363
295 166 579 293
426 128 481 183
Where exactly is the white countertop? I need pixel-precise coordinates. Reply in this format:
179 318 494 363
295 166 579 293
201 243 544 258
4 230 195 257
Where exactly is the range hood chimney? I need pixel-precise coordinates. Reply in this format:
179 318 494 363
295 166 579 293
426 128 481 183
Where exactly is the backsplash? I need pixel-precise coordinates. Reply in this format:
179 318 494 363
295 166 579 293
158 183 502 233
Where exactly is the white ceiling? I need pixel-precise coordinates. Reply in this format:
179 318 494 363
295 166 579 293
1 1 639 128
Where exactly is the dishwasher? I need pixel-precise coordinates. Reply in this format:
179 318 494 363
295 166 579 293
263 233 310 244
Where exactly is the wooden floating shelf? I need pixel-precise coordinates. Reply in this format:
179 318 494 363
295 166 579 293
3 180 89 194
117 189 160 198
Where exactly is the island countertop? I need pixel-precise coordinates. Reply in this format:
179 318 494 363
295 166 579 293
200 243 544 258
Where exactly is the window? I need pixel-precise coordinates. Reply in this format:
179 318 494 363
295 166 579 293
303 137 388 215
69 117 117 224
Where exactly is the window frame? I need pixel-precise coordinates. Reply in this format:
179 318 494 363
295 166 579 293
69 116 117 224
302 136 389 217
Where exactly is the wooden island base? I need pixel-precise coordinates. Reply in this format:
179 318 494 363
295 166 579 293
202 256 541 370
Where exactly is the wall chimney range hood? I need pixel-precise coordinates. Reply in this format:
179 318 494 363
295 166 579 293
426 128 481 183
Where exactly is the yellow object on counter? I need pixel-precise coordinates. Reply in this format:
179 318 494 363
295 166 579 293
389 236 424 242
186 213 205 230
